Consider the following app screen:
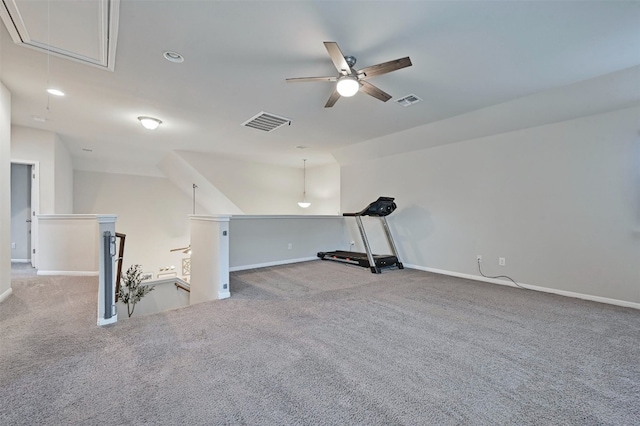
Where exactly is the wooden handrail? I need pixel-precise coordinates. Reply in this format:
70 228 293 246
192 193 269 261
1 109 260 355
114 232 126 301
175 282 190 293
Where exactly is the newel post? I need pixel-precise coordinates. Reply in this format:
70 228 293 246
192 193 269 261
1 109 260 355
97 214 118 326
189 215 231 305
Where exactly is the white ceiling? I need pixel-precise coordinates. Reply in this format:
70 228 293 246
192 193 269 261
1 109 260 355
1 1 639 170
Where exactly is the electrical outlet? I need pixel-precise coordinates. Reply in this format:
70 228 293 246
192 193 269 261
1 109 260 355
11 242 16 249
287 243 292 250
476 255 482 262
499 257 506 266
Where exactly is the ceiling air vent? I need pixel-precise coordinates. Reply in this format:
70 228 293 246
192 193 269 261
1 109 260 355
395 94 422 107
241 111 291 132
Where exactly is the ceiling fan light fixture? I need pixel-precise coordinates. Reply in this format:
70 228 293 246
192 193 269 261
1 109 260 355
336 76 359 97
138 116 162 130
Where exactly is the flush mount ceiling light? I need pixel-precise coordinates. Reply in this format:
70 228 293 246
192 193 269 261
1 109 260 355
46 88 65 96
138 116 162 130
336 76 360 97
298 159 311 209
163 51 184 63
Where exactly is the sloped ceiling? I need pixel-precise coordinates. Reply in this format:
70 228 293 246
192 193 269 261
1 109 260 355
1 1 639 171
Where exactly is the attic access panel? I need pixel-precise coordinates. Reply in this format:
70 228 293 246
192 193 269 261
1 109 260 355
0 0 120 71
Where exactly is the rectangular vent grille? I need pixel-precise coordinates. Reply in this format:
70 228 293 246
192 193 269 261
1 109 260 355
241 111 291 132
395 94 423 107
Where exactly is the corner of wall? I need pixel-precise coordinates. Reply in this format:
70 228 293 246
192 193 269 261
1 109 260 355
0 81 13 299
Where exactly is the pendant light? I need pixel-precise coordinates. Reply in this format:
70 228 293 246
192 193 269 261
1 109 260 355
298 159 311 208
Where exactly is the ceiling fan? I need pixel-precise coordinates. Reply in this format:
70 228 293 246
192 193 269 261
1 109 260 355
286 41 412 108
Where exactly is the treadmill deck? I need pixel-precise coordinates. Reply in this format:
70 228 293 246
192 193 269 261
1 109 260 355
317 250 403 272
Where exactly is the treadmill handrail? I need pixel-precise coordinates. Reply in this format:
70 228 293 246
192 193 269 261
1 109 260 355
342 196 396 217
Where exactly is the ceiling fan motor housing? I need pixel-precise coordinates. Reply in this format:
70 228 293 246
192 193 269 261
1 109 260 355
345 55 357 68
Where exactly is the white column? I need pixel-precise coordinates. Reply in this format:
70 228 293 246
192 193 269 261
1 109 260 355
190 215 231 304
97 215 118 326
0 82 12 303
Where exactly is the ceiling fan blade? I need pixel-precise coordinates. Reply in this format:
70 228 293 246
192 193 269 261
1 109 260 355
324 88 341 108
324 41 351 74
359 57 412 79
286 76 338 83
360 81 392 102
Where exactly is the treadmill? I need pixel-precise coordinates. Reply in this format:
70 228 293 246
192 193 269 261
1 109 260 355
318 196 404 274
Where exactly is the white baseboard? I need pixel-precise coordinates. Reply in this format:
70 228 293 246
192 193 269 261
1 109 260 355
37 270 99 276
11 259 30 263
0 288 13 303
97 315 118 326
403 263 640 310
230 256 318 272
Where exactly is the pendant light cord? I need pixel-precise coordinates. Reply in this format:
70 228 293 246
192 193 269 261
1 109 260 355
192 183 198 215
297 159 311 208
303 159 307 198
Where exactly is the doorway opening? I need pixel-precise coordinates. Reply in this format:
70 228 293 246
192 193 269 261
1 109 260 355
10 160 39 270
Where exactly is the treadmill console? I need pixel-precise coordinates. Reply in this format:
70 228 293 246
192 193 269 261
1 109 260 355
344 196 397 217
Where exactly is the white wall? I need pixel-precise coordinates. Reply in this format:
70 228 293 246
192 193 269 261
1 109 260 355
10 164 30 260
175 151 341 215
229 216 350 270
74 170 194 281
117 280 190 318
341 106 640 304
54 135 73 213
0 81 12 301
306 162 341 215
11 125 63 214
157 151 243 215
37 215 99 275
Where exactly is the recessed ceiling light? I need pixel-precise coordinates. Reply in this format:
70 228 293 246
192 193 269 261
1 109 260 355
138 116 163 130
47 88 65 96
163 51 184 63
32 116 47 122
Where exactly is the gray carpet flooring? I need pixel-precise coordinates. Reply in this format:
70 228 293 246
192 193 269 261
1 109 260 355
1 261 638 425
8 262 37 278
